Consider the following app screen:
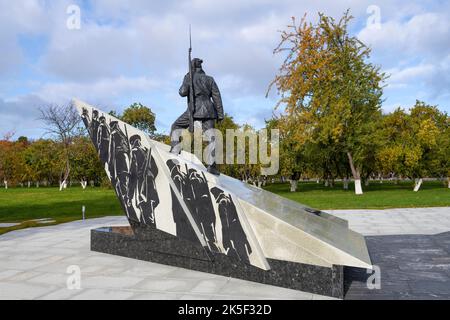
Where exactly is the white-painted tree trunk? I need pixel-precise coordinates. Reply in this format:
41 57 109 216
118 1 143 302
347 152 363 195
81 181 88 189
324 180 329 187
4 180 8 189
36 181 39 188
414 178 423 192
316 179 320 184
354 179 363 195
343 177 349 190
290 180 298 192
448 178 450 189
59 180 67 191
27 181 31 188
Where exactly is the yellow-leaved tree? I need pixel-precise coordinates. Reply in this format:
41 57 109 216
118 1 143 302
269 10 386 195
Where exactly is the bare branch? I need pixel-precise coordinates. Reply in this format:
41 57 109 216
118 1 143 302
2 131 16 141
38 102 81 187
38 102 81 144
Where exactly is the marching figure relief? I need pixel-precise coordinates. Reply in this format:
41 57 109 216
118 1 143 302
81 106 252 264
166 158 252 261
81 108 160 226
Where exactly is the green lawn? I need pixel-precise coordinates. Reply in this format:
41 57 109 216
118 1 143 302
263 180 450 210
0 187 122 235
0 181 448 235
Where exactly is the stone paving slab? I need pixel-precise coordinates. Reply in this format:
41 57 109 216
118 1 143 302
1 207 449 300
329 207 450 236
0 216 329 300
0 223 20 228
344 232 450 300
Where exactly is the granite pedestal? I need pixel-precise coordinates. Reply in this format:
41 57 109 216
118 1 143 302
91 224 345 299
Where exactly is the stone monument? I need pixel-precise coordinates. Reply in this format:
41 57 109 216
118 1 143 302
75 99 372 299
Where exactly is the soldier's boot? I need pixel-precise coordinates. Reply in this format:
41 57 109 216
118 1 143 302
170 140 182 155
207 163 220 176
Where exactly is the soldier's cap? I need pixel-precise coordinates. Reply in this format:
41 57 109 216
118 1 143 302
99 116 106 121
191 58 203 68
210 187 225 200
129 135 141 145
166 159 181 174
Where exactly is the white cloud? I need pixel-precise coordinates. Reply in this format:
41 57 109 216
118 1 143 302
0 0 49 76
387 63 435 85
359 10 450 102
1 0 450 139
0 0 48 33
0 33 24 75
0 94 47 138
43 23 140 81
36 76 161 105
358 12 450 63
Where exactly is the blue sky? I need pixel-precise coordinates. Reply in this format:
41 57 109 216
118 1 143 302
1 0 449 139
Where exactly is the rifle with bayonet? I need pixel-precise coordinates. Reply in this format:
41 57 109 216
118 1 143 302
187 25 195 133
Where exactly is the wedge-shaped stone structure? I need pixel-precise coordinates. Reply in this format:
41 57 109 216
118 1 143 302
75 99 372 297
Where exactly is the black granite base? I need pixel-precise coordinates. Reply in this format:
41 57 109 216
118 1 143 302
91 224 344 299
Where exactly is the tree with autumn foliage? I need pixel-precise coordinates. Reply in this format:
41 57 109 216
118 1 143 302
116 102 157 137
215 114 241 178
69 136 106 189
22 139 63 187
267 116 305 191
0 140 18 189
433 115 450 188
377 101 449 191
269 11 387 195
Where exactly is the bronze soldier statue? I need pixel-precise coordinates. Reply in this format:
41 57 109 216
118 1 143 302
170 58 224 175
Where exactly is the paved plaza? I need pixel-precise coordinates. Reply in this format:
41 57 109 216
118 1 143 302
0 207 449 300
329 207 450 236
